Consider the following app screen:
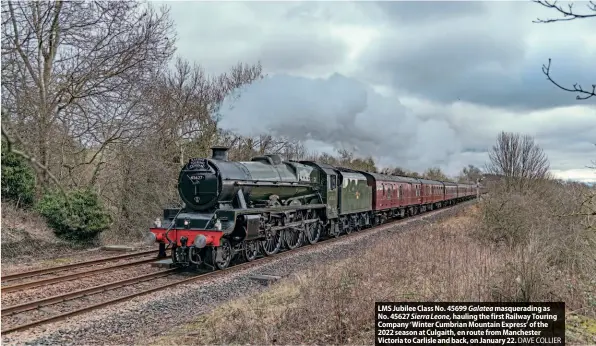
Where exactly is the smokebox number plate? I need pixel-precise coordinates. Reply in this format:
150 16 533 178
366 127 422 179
187 174 205 185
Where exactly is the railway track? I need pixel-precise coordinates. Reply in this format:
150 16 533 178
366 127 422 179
0 201 473 336
1 256 165 293
1 249 160 283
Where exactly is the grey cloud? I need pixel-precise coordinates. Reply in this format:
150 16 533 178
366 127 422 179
160 0 595 180
405 98 596 172
257 30 348 73
218 72 594 176
219 73 463 173
284 2 333 22
360 37 595 111
373 1 486 24
357 2 596 111
163 1 349 76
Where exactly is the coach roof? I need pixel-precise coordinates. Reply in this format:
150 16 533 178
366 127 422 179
361 171 419 184
418 178 443 185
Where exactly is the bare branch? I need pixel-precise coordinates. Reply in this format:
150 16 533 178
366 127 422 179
542 58 596 100
532 1 596 101
2 1 176 188
533 0 596 23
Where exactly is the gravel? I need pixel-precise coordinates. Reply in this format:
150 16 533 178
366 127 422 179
0 201 474 346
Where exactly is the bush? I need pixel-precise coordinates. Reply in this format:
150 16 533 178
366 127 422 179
1 142 36 207
475 179 596 300
36 188 112 243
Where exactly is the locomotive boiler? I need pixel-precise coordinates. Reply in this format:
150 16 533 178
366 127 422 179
178 147 320 212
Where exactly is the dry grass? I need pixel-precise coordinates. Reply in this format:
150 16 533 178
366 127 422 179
1 201 153 267
0 203 89 265
148 204 593 345
150 186 596 346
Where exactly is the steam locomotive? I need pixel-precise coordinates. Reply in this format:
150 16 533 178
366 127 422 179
148 147 480 270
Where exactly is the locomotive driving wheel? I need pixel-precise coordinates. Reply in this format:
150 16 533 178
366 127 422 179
261 218 282 256
284 213 303 250
261 231 281 255
305 210 321 244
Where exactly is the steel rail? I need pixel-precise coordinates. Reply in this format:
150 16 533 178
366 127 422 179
0 200 477 335
1 249 159 282
2 268 179 315
1 255 169 293
0 250 288 335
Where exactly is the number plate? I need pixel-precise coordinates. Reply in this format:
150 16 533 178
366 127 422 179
189 174 205 181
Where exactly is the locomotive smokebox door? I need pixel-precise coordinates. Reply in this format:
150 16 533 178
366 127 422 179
179 157 220 211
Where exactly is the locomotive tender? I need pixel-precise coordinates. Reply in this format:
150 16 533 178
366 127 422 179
149 147 480 270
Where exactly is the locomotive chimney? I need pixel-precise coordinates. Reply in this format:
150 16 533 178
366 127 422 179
211 146 229 161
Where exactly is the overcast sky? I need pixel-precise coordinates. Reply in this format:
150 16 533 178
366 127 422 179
157 0 596 182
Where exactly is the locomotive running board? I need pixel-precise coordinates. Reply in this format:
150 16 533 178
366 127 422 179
232 180 314 188
234 203 327 215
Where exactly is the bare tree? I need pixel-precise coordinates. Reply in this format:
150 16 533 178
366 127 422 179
97 57 263 237
486 132 550 189
1 1 176 190
143 57 262 165
380 167 408 176
423 167 449 181
458 164 483 183
533 0 596 100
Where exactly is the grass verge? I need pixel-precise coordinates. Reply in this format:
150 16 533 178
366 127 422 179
149 199 596 346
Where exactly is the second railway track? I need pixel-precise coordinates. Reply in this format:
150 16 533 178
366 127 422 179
1 255 167 293
1 249 160 283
